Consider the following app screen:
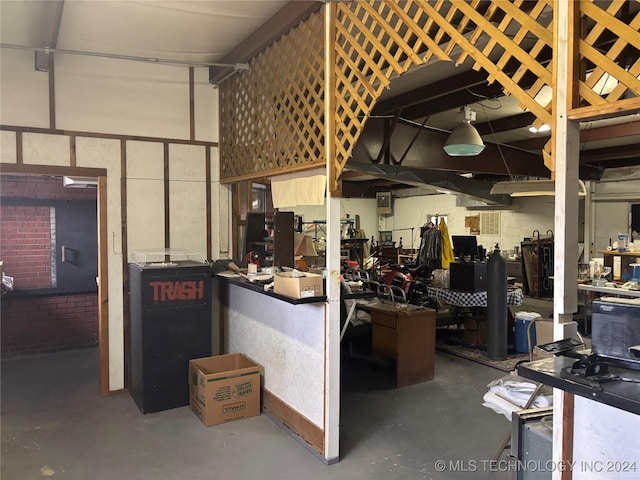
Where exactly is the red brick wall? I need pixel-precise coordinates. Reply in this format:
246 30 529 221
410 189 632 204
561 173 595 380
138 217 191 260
1 174 98 356
0 293 99 357
0 205 53 289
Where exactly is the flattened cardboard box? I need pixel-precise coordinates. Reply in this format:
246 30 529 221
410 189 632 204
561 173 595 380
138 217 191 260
274 271 323 299
189 353 261 427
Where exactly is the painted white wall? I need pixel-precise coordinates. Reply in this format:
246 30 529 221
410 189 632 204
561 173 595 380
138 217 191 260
293 194 557 259
226 283 325 427
0 48 222 391
591 180 640 253
388 194 555 254
293 198 378 243
75 137 124 388
169 144 207 257
0 131 17 163
0 49 49 127
23 133 70 166
126 141 166 259
55 55 190 139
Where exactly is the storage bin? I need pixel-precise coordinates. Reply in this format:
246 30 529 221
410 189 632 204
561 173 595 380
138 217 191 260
514 311 542 353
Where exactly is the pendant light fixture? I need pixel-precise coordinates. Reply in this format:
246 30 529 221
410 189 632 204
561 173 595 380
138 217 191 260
443 106 485 156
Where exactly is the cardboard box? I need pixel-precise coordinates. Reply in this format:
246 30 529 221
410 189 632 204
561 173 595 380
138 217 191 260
534 318 554 346
274 271 323 299
189 353 261 427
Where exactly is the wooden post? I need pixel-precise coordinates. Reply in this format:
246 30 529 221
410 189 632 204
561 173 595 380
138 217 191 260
552 2 580 479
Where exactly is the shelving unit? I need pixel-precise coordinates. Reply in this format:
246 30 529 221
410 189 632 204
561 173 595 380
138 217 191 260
521 235 553 298
245 212 294 268
598 250 640 280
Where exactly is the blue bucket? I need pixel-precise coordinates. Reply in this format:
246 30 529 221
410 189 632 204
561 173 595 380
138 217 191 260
514 312 541 353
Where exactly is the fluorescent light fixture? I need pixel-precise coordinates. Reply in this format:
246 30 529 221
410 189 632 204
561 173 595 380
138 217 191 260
490 179 586 197
443 106 485 156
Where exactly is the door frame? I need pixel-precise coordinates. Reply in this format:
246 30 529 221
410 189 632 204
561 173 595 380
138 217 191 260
1 165 109 395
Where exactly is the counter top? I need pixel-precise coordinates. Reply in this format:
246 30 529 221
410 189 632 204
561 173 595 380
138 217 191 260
518 354 640 415
215 273 327 305
577 283 640 298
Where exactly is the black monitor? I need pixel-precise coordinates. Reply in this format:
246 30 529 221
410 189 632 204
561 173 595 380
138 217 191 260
452 235 479 262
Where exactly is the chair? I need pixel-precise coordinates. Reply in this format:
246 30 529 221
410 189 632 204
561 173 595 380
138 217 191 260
339 281 372 353
377 283 407 303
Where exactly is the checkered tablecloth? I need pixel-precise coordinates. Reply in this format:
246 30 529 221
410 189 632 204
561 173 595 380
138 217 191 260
427 286 523 307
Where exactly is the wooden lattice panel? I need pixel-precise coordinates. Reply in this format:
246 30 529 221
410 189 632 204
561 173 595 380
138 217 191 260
574 0 640 117
332 0 555 192
220 1 638 190
219 11 325 183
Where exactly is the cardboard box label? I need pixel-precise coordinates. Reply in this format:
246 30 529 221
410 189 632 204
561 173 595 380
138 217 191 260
215 386 231 402
236 381 253 398
300 286 316 298
222 401 246 414
189 353 261 427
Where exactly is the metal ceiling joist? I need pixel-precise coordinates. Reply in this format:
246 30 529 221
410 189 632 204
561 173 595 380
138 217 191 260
344 161 512 206
374 110 402 164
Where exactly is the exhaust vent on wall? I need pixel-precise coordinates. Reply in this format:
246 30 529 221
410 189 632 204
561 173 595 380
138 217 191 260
63 176 98 188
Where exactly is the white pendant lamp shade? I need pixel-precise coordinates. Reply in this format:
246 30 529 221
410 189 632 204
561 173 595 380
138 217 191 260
443 106 485 156
443 120 486 156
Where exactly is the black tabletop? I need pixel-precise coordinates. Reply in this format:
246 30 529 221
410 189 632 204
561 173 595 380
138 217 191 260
218 275 326 305
518 353 640 415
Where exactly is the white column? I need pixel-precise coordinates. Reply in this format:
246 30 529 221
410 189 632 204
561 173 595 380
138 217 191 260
323 2 340 463
552 1 580 479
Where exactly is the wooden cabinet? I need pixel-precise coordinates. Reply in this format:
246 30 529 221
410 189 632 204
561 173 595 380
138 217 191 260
358 302 436 387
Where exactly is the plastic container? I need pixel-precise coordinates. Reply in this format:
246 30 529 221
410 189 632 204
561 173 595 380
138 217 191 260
514 311 542 353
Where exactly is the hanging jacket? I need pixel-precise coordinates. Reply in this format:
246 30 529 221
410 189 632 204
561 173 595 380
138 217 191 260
438 217 455 269
419 225 442 270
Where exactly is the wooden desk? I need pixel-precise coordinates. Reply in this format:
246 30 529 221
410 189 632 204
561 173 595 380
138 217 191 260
357 300 436 387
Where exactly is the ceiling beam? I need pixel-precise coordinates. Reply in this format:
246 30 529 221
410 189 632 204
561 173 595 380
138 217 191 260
473 112 537 136
509 120 640 151
373 70 495 115
581 144 640 164
372 61 541 120
208 1 323 85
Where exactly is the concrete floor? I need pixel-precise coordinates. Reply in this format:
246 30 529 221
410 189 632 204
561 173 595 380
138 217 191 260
1 345 519 480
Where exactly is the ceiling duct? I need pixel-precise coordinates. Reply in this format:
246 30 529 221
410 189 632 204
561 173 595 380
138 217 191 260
345 162 512 207
63 176 98 188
